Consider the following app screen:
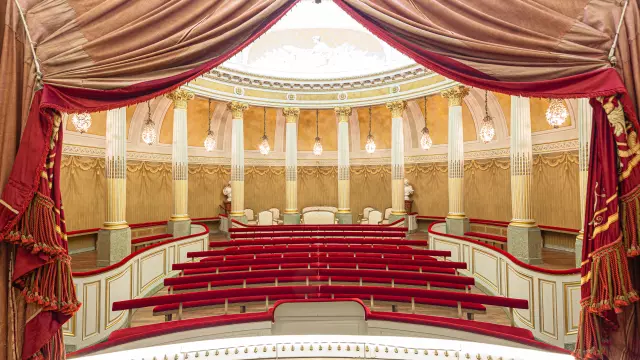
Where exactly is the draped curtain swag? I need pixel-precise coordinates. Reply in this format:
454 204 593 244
0 0 639 359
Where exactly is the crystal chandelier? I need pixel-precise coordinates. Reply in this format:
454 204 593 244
365 106 376 154
204 99 216 151
313 109 323 156
71 112 92 134
479 90 496 144
259 107 270 155
420 96 433 150
545 98 568 128
141 101 157 145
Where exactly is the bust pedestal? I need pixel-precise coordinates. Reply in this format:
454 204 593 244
404 200 413 214
223 201 231 215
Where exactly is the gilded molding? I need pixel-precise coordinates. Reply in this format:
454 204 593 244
334 106 352 122
441 85 470 107
165 89 194 109
227 101 249 119
283 107 300 123
386 100 407 118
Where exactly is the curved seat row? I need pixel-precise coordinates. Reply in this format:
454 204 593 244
210 237 428 248
230 231 407 239
200 252 436 263
188 244 449 258
229 224 408 233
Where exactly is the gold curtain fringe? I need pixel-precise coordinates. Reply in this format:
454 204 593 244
620 184 640 257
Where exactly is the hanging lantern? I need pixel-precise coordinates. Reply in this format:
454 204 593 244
365 106 376 154
204 99 216 151
479 90 495 144
259 107 270 155
545 98 568 128
71 112 92 134
313 109 323 156
420 96 432 150
141 101 157 145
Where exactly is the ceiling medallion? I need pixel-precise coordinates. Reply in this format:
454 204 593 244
545 98 568 128
141 101 157 145
420 96 432 150
389 85 400 94
233 86 245 96
71 112 92 134
337 92 348 101
479 90 495 143
286 93 297 101
204 99 216 151
313 109 323 156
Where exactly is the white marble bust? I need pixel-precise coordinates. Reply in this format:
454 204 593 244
222 181 232 202
404 178 414 201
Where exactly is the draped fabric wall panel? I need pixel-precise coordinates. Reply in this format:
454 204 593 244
60 152 580 231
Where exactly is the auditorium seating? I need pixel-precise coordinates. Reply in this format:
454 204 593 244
302 210 338 224
358 207 374 224
257 210 275 225
111 223 533 343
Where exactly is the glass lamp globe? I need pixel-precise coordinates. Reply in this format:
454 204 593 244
204 131 216 152
141 120 156 145
420 127 433 150
72 113 92 134
545 99 568 128
313 137 323 156
365 134 376 154
479 118 495 144
259 135 270 155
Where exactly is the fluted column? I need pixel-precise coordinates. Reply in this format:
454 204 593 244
229 101 249 223
97 107 131 266
283 107 300 224
335 106 353 224
166 89 194 237
507 96 542 264
576 98 592 266
442 85 470 235
387 100 408 224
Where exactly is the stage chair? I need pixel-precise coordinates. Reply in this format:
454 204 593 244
368 210 383 225
257 211 274 226
268 208 283 225
381 207 392 224
358 207 374 224
244 209 257 226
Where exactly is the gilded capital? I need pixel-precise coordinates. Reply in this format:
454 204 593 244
441 85 470 107
166 89 194 109
283 107 300 123
335 107 352 123
227 101 249 119
386 100 407 118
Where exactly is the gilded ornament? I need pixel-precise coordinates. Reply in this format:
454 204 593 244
346 345 350 351
386 100 407 118
334 106 352 122
600 96 626 136
441 85 470 107
227 101 249 119
328 345 332 351
319 345 323 351
356 346 360 351
424 350 429 355
445 350 449 357
309 345 313 351
283 107 300 123
337 345 341 351
166 89 194 109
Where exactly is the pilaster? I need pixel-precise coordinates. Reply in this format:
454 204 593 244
387 100 407 217
228 101 249 224
335 106 352 223
283 107 300 224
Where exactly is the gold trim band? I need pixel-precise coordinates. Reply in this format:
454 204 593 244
283 209 298 214
509 220 538 228
169 215 190 222
0 199 18 214
446 213 466 219
102 222 129 230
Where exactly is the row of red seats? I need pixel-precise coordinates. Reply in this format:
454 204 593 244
229 225 408 233
230 231 406 239
210 237 428 248
200 251 436 263
188 244 449 258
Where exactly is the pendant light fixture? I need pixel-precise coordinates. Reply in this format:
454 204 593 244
479 90 496 144
420 96 433 150
313 109 323 156
365 106 376 154
141 100 157 145
545 98 568 128
71 112 92 134
204 99 216 151
258 107 270 155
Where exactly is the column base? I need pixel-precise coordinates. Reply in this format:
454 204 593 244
97 227 131 267
230 215 247 226
336 212 352 224
507 224 543 265
168 219 191 237
389 213 406 226
575 232 584 268
284 213 301 225
446 216 469 236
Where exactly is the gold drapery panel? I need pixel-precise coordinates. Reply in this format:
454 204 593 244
60 152 580 231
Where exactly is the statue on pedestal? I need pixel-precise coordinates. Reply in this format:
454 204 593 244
222 181 232 202
404 178 414 201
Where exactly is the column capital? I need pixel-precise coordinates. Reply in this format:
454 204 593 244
227 101 249 119
334 106 352 122
441 85 470 107
283 107 300 123
386 100 407 118
166 89 194 109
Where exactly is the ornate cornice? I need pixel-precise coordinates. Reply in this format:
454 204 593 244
63 139 578 166
386 100 407 118
165 89 194 109
227 101 249 119
441 85 470 107
283 107 300 123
